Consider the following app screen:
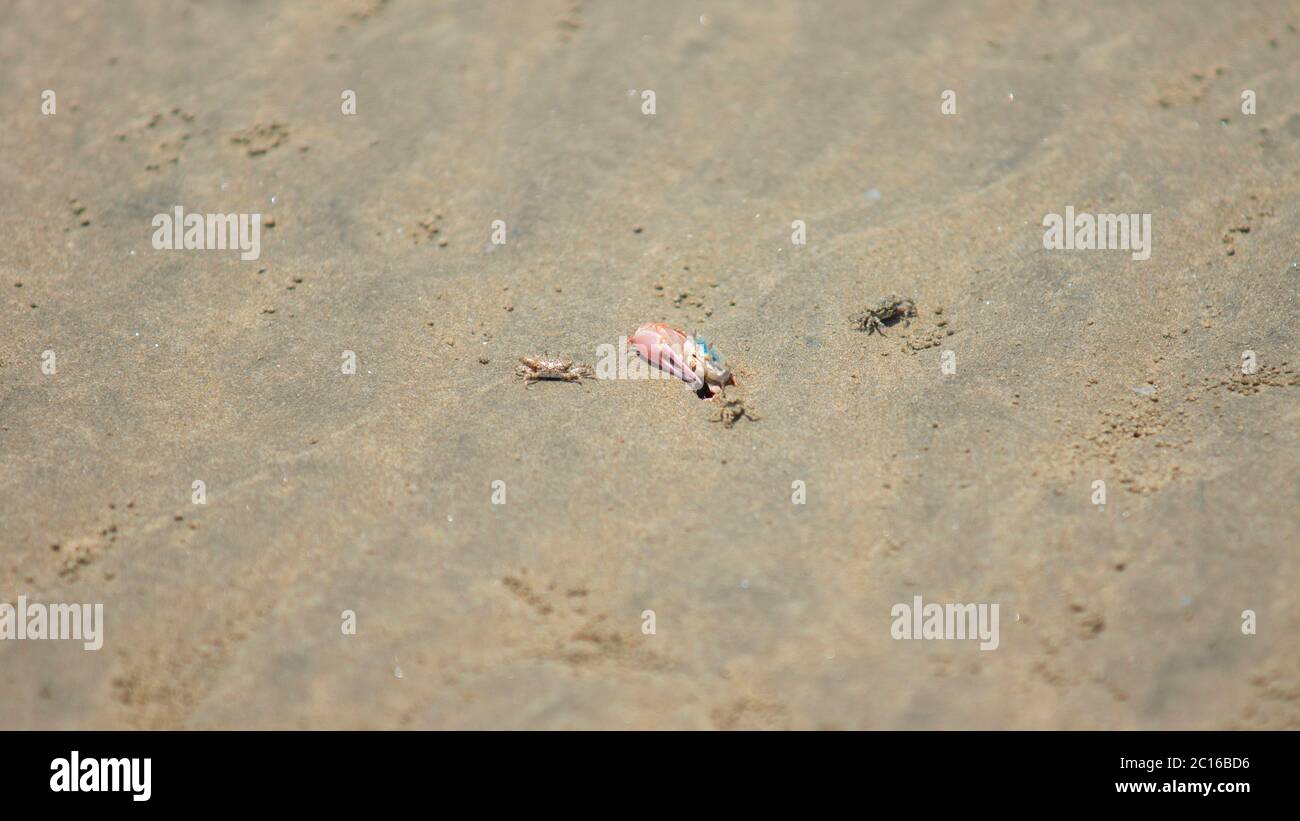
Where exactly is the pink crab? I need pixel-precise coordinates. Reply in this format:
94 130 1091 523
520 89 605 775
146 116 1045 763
628 322 736 397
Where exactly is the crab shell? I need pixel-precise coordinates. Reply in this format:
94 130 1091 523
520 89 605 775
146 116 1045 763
628 322 735 395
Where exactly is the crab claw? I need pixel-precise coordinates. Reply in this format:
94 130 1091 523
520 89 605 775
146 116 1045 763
628 322 705 390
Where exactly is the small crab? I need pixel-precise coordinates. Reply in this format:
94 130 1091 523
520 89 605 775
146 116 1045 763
515 356 594 387
708 393 759 428
850 295 916 335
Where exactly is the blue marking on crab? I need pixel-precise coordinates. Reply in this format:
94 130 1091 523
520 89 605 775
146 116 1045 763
693 334 724 365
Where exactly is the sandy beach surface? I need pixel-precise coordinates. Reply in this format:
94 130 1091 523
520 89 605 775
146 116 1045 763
1 0 1297 729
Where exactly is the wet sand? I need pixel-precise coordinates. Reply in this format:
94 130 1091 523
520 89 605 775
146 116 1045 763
1 0 1297 728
